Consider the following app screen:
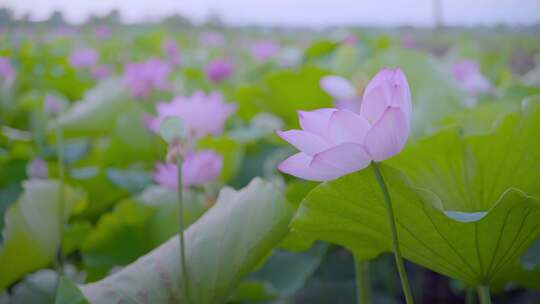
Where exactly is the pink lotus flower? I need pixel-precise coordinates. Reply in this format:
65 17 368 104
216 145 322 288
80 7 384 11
343 34 358 46
199 31 225 47
153 150 223 189
0 57 15 80
145 91 236 138
95 25 111 40
204 58 234 83
250 41 280 62
69 48 99 69
278 68 411 181
27 158 48 179
320 75 362 112
162 39 182 66
450 60 491 94
44 95 62 115
123 58 171 98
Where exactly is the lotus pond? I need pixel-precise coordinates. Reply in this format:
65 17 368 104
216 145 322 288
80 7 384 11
0 19 540 304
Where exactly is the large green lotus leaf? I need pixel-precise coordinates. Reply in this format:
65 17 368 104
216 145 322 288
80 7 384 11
81 200 155 271
56 78 130 136
292 103 540 287
232 85 268 121
0 180 86 291
437 100 518 136
363 49 466 138
228 66 332 126
388 101 540 210
66 166 126 219
303 39 339 62
293 165 540 286
264 66 332 126
102 104 162 166
80 178 294 303
81 187 203 278
137 185 205 249
228 281 278 302
278 181 318 252
55 277 88 304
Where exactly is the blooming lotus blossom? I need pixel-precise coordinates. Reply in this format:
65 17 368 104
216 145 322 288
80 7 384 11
250 41 280 62
94 25 111 40
145 91 236 138
69 48 99 69
199 31 225 47
27 158 48 179
278 68 411 181
162 39 181 66
153 150 223 189
204 58 234 83
123 58 171 98
320 75 362 112
91 65 112 80
0 57 15 80
450 60 491 94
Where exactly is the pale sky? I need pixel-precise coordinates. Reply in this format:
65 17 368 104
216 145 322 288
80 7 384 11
3 0 540 27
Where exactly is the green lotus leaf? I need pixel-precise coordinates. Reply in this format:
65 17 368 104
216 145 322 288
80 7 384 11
0 180 86 291
292 102 540 287
80 178 294 303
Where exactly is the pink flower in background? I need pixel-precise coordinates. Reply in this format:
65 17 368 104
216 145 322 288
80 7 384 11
44 95 62 115
450 60 491 94
69 48 99 69
320 75 362 112
95 25 111 39
278 68 411 181
204 58 234 83
145 91 236 138
123 57 171 98
250 41 280 61
91 64 113 80
0 56 15 80
162 39 182 66
153 150 223 189
27 158 48 179
343 34 358 46
199 31 225 47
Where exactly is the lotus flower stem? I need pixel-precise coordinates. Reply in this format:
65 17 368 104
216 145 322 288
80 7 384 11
371 162 414 304
466 288 476 304
354 257 370 304
53 124 66 303
55 125 65 277
477 286 491 304
176 154 191 304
